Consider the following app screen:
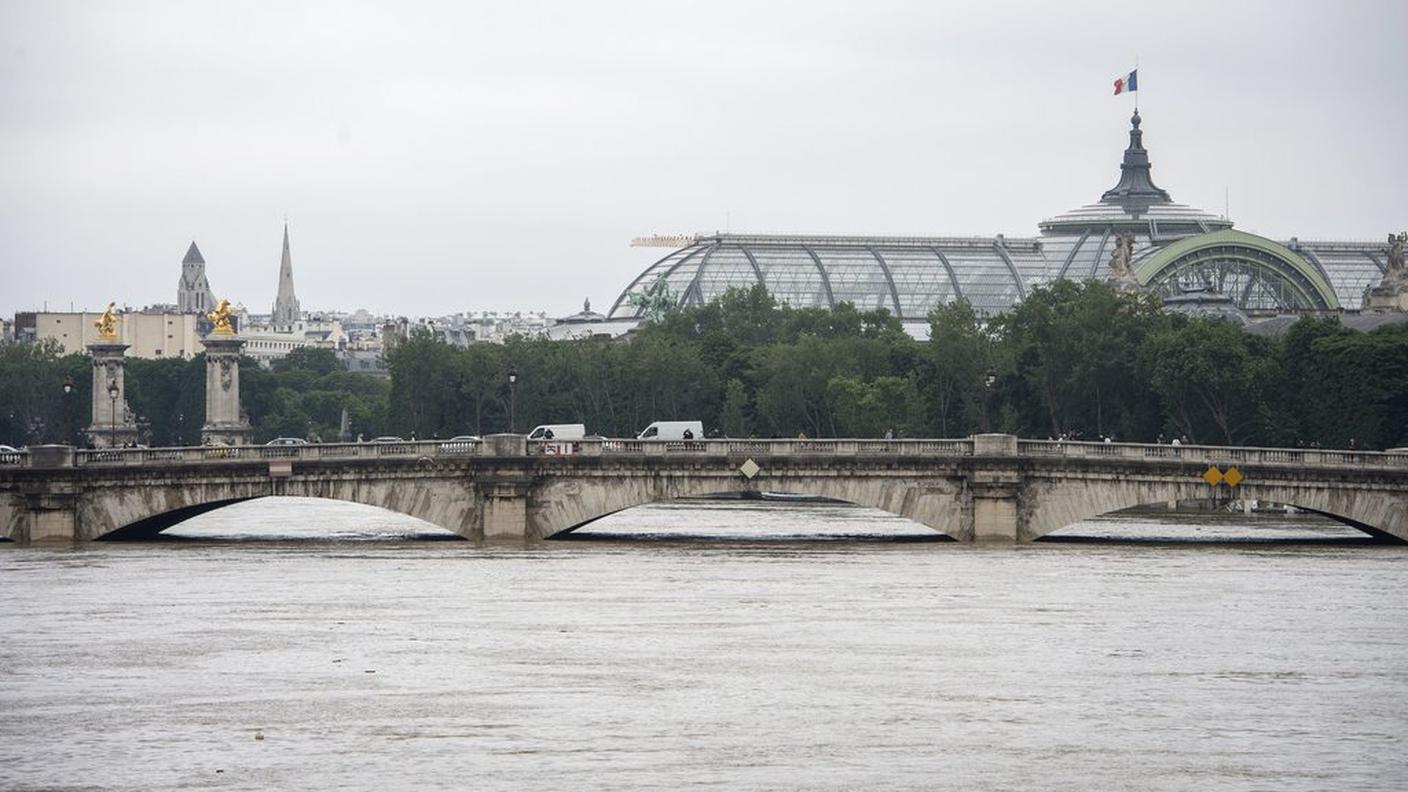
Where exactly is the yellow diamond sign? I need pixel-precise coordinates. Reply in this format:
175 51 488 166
1224 466 1243 488
1203 466 1224 486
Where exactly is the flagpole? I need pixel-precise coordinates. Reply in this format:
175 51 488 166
1135 56 1140 112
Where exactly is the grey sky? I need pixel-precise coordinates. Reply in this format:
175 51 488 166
2 0 1404 320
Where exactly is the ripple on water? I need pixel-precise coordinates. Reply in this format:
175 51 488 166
1 498 1405 791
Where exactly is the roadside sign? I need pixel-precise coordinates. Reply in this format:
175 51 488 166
1224 467 1244 488
269 459 292 479
1202 466 1223 486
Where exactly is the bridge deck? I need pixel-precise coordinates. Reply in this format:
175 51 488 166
2 438 1405 470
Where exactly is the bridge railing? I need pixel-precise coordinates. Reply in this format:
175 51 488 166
0 449 28 467
74 440 463 466
571 438 975 457
52 438 1408 468
1017 439 1408 468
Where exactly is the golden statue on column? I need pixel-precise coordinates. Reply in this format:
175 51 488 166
206 298 236 335
93 302 120 341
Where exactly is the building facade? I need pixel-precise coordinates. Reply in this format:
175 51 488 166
23 309 206 358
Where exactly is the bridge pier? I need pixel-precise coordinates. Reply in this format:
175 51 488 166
968 434 1021 542
481 482 529 541
478 434 530 542
11 446 79 543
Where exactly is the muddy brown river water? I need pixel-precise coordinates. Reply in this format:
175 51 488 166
2 499 1405 790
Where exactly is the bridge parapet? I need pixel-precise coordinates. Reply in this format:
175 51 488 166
52 438 1408 469
1017 440 1408 469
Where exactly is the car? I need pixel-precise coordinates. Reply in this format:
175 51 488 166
266 437 309 446
370 436 406 443
0 444 18 453
439 435 481 453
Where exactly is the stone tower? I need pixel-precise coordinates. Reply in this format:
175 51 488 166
176 241 217 314
270 223 302 331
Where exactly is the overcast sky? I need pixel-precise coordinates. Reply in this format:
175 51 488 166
2 0 1404 320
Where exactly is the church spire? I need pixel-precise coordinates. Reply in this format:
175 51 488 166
1099 109 1172 215
271 222 302 330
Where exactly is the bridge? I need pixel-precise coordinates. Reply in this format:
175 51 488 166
3 435 1407 543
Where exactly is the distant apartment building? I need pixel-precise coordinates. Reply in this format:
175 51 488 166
239 316 348 367
19 308 209 358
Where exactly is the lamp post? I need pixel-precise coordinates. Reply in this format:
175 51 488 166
107 382 119 448
62 377 74 445
982 369 996 433
508 367 518 433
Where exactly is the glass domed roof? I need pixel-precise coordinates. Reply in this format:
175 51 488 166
609 112 1389 322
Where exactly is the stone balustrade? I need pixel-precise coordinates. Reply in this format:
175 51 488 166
0 437 1394 469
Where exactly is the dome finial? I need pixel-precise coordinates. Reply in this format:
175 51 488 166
1099 108 1170 212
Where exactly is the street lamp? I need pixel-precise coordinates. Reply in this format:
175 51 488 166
982 369 996 432
62 377 74 445
107 382 119 448
508 367 518 434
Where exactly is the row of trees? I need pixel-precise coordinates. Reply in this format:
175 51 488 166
3 281 1406 449
0 343 390 446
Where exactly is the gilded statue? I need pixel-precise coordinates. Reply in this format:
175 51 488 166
207 298 236 336
94 302 120 340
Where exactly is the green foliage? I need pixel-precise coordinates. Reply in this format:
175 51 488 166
2 284 1403 449
0 340 89 445
1144 319 1275 444
998 280 1167 440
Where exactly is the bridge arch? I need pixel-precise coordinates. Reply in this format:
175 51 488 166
528 472 966 540
1023 475 1408 542
78 477 479 541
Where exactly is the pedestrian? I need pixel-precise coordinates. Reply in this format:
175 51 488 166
884 428 893 440
1348 437 1357 451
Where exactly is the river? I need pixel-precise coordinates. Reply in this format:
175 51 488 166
1 498 1405 791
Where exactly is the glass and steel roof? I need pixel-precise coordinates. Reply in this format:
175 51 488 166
609 235 1039 318
609 112 1393 321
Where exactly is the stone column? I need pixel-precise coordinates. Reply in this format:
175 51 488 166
87 342 138 448
201 335 253 446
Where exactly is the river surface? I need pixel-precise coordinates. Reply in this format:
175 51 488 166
2 499 1405 791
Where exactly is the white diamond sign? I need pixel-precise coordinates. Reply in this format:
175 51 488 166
739 458 760 479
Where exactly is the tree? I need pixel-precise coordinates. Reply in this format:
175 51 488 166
1145 318 1274 445
719 378 751 437
925 299 990 436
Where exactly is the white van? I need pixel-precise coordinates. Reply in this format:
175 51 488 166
637 421 704 441
527 424 586 441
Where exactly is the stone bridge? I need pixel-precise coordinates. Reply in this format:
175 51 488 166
2 435 1406 543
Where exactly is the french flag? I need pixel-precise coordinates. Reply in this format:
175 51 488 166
1113 69 1138 95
